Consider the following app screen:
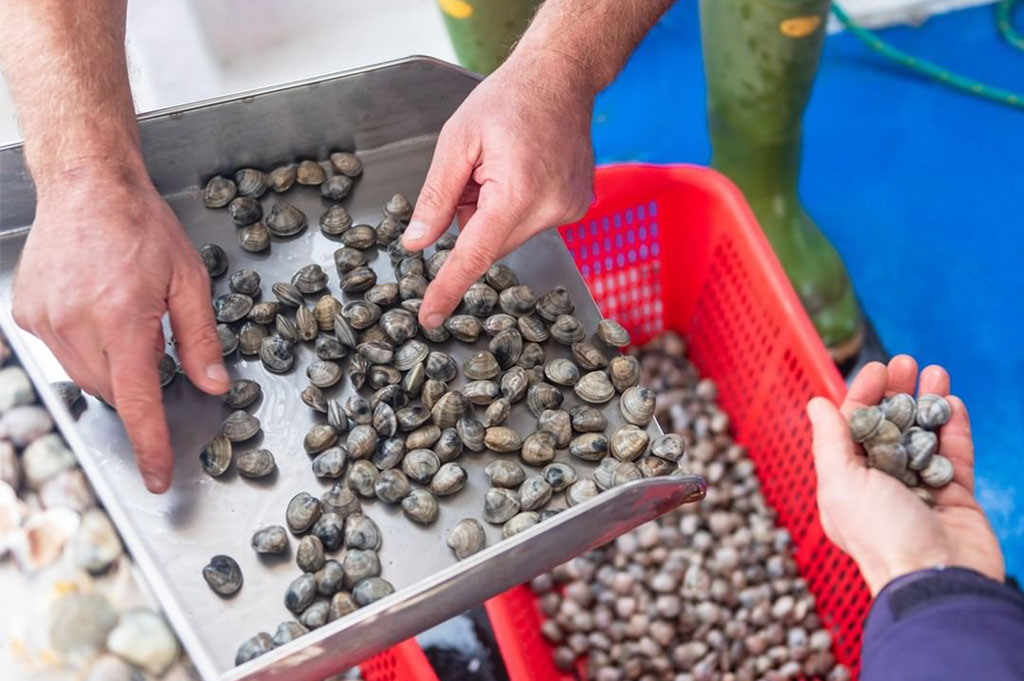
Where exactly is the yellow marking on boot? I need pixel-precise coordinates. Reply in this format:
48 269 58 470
439 0 474 20
779 15 822 38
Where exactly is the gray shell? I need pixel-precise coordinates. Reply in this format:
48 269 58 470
542 462 577 492
296 535 325 573
569 405 606 433
402 448 441 483
483 487 521 524
235 633 274 666
484 426 522 453
334 246 367 273
347 460 379 497
330 151 362 177
199 243 228 278
574 371 615 404
544 358 580 387
432 391 469 429
463 283 499 317
570 433 610 461
596 318 631 347
296 160 327 185
229 196 262 226
202 175 236 208
365 283 399 309
251 525 288 554
222 379 261 410
521 431 557 466
920 453 954 487
608 355 641 393
445 315 483 343
374 469 411 504
518 476 553 511
549 315 585 345
483 313 518 336
303 423 338 455
236 448 276 479
344 514 382 551
301 385 327 413
538 409 572 448
904 426 938 471
266 203 308 237
571 342 608 371
321 175 353 201
307 360 343 388
200 434 232 477
610 424 650 462
485 461 527 490
527 383 564 417
516 314 549 343
503 512 541 539
500 366 529 403
916 394 952 430
619 386 656 426
498 285 537 316
446 518 486 560
311 512 346 552
341 225 377 249
880 393 917 431
285 493 322 534
311 447 348 479
352 577 395 606
321 205 354 237
238 222 271 252
489 328 524 369
384 193 413 220
401 489 440 524
457 417 485 452
238 322 268 356
223 410 260 442
485 263 519 290
292 264 329 294
566 478 600 506
536 286 575 322
651 433 686 462
214 293 253 324
849 406 884 443
343 550 381 590
463 380 501 405
268 165 297 193
430 462 467 496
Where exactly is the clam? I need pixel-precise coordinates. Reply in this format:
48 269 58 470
330 151 362 176
344 514 382 551
463 380 500 405
300 599 330 629
916 393 951 430
296 535 326 573
880 393 916 431
490 328 524 369
50 381 82 410
21 434 74 487
381 309 418 344
486 459 526 488
200 434 232 477
156 353 177 387
566 478 600 506
272 282 305 307
592 457 620 490
372 402 398 437
446 315 483 343
500 366 529 403
248 301 279 325
292 264 328 294
367 282 401 307
613 461 643 486
483 313 518 336
230 268 261 296
384 193 413 220
199 244 228 278
610 424 650 462
238 222 271 252
542 462 577 492
341 224 377 249
304 423 338 454
223 410 260 442
251 525 288 554
327 399 349 432
550 314 585 344
329 591 358 620
570 433 609 461
639 455 674 477
315 560 345 596
202 554 244 597
353 577 395 606
347 424 378 458
425 250 449 280
517 314 550 343
536 286 575 321
396 405 431 431
596 318 631 347
527 382 564 417
920 453 954 487
609 355 641 392
406 424 441 449
538 409 572 448
376 216 403 245
426 351 459 382
333 314 359 350
296 159 326 185
234 168 268 197
372 384 409 410
569 405 606 433
432 390 469 429
354 340 391 366
399 273 428 299
397 256 426 278
303 360 340 389
374 469 411 504
285 492 321 534
421 379 447 410
650 433 686 462
295 305 319 341
499 285 537 316
571 342 608 371
313 295 342 331
369 365 401 390
866 441 908 477
544 358 580 387
321 174 353 201
266 203 307 237
483 487 521 524
503 512 541 538
849 406 884 443
483 262 518 290
485 426 523 453
311 447 348 479
518 342 546 368
435 428 464 462
620 386 656 426
236 633 275 666
484 397 511 427
237 448 277 478
268 164 297 193
521 431 557 466
866 419 901 446
0 405 53 446
402 448 440 483
388 239 420 262
343 300 382 330
904 426 938 471
272 621 308 648
342 266 377 293
203 175 236 208
457 417 485 452
314 335 346 361
431 462 467 496
464 283 499 317
347 460 379 497
229 196 262 226
285 573 317 613
274 315 299 343
334 246 367 273
321 482 362 518
320 204 353 236
421 323 451 343
214 293 253 323
519 476 553 511
402 489 440 524
447 518 486 560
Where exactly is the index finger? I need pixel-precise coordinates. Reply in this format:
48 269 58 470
107 336 174 493
840 361 888 418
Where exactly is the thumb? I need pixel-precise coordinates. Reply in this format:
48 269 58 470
807 396 862 490
168 266 230 395
403 127 475 250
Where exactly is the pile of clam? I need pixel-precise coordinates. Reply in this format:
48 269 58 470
849 394 953 504
533 333 851 681
197 153 687 667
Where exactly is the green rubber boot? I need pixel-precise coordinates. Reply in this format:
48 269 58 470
437 0 541 75
700 0 863 361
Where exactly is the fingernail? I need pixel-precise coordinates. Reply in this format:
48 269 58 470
143 472 168 493
206 362 229 387
424 313 445 329
404 220 426 243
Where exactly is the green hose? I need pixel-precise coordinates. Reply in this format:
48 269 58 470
831 0 1024 109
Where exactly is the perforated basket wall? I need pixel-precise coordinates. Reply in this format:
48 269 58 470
486 164 868 680
360 638 438 681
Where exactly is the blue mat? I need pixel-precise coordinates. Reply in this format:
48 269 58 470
592 2 1024 576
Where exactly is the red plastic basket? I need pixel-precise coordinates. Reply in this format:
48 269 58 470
485 164 867 679
360 638 437 681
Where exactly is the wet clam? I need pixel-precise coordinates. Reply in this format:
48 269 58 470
485 426 522 453
234 168 268 198
920 453 954 487
342 266 377 293
518 342 546 369
521 431 557 466
619 386 656 426
248 302 279 326
329 592 358 620
573 371 614 404
230 268 261 296
435 427 463 462
311 447 347 479
916 393 951 430
446 315 483 343
463 283 499 317
238 222 271 252
550 314 585 345
223 410 260 442
463 380 500 405
612 460 643 486
542 462 577 492
374 469 411 504
266 203 307 237
376 216 403 245
596 318 631 347
343 300 382 330
296 159 326 185
538 409 572 448
199 244 228 278
333 315 359 350
544 358 580 387
229 196 262 226
650 433 686 462
402 448 440 483
425 250 449 280
272 621 308 647
384 193 413 220
571 342 608 371
426 351 459 382
285 573 317 613
387 239 420 262
347 460 379 497
566 478 599 506
517 314 550 343
341 224 377 249
357 340 394 365
200 434 232 477
447 518 486 560
569 405 606 433
396 255 426 278
457 417 485 452
432 391 469 429
880 393 916 431
518 476 553 511
215 324 238 356
904 426 938 471
300 599 330 629
610 424 650 462
503 512 540 538
369 365 401 390
203 175 236 208
50 381 82 410
285 493 321 534
236 448 276 479
639 455 674 478
214 293 253 323
326 399 348 432
527 382 564 417
849 406 884 443
484 397 511 427
592 457 620 490
373 384 409 410
421 379 447 410
313 335 346 362
366 282 401 308
275 315 299 343
321 483 361 518
498 285 537 317
203 554 243 597
292 264 328 294
396 405 431 431
344 514 382 552
315 560 345 596
272 282 305 307
486 263 518 290
608 355 641 392
398 273 428 300
313 295 342 331
402 488 440 524
268 165 297 193
866 418 901 446
307 360 343 388
296 535 325 573
570 432 609 461
866 441 908 477
483 487 521 524
500 366 529 403
303 423 338 454
431 462 467 496
321 174 353 201
421 323 451 343
320 205 353 236
483 313 517 336
381 309 418 344
236 633 274 666
490 329 523 369
295 306 319 341
536 286 574 321
334 246 367 273
353 577 395 606
485 459 526 488
251 525 288 554
330 151 362 177
372 402 398 437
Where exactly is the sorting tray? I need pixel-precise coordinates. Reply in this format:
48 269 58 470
0 58 705 681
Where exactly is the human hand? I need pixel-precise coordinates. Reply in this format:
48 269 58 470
402 49 596 328
12 163 230 493
807 355 1004 595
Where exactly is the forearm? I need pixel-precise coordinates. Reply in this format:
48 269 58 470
0 0 142 193
514 0 675 94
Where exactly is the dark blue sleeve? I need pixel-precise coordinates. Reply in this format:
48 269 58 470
862 566 1024 681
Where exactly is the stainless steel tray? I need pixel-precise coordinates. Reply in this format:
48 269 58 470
0 57 705 681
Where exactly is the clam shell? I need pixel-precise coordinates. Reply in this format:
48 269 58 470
849 406 884 443
569 404 606 433
536 286 574 321
346 425 378 459
498 285 537 316
619 386 656 426
295 306 319 341
421 323 451 343
485 459 526 488
406 424 441 450
199 244 228 278
285 573 317 613
571 342 608 371
321 175 353 201
303 424 338 454
333 315 359 350
486 263 519 290
229 196 262 226
920 453 954 487
327 399 349 432
457 417 485 452
639 455 674 478
342 300 382 330
296 160 326 185
314 295 343 331
296 535 326 573
484 426 522 453
285 493 322 534
550 314 585 345
311 447 348 479
503 512 540 538
399 273 428 300
320 205 353 236
396 256 425 278
483 397 511 427
203 175 236 208
904 426 938 471
248 301 280 325
570 432 610 461
214 293 253 323
566 478 600 506
574 371 615 404
447 518 486 560
341 225 377 249
463 380 500 405
381 309 418 344
880 393 916 431
432 391 469 429
374 469 411 504
518 475 552 511
268 165 297 193
542 462 577 492
238 222 271 252
200 434 232 477
384 193 413 220
483 313 518 336
334 246 367 273
236 633 274 666
596 318 631 347
352 577 394 606
527 382 564 417
346 460 379 497
236 448 276 478
342 266 377 293
610 424 650 462
394 340 429 371
272 282 305 307
216 324 238 356
464 351 500 380
517 342 546 369
426 351 459 382
425 250 450 280
300 599 330 629
866 441 908 477
307 360 343 388
446 315 483 343
521 431 557 466
229 269 261 297
402 448 440 483
421 379 447 410
483 487 521 524
344 513 382 550
501 366 529 403
463 283 499 317
266 203 307 237
396 405 431 431
223 410 260 442
592 457 619 490
372 384 409 410
330 151 362 177
609 355 641 392
320 483 362 519
538 409 572 448
431 462 467 496
401 489 439 524
651 433 686 462
435 427 464 463
916 393 951 430
234 168 268 198
366 282 400 307
371 437 405 470
251 525 288 554
517 314 549 343
372 402 398 437
544 358 580 387
375 216 403 245
489 328 524 369
273 621 309 648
